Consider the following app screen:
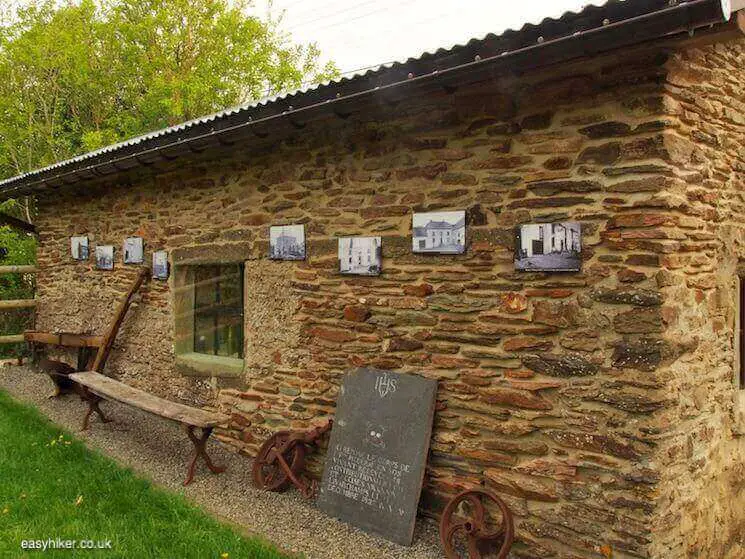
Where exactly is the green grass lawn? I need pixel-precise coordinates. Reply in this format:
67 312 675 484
0 389 286 559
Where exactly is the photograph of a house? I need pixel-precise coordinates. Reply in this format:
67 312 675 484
338 237 381 276
95 245 115 270
270 225 306 260
70 236 89 260
412 211 465 254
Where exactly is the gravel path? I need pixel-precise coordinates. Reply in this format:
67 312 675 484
0 365 442 559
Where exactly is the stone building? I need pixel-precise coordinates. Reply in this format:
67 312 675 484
518 223 582 259
272 232 303 259
339 237 381 275
1 0 745 557
413 215 466 252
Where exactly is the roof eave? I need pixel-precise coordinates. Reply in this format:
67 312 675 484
0 0 737 200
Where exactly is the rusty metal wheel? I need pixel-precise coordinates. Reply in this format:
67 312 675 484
439 488 514 559
252 431 306 492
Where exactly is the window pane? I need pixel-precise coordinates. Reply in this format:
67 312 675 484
192 264 244 357
194 265 218 310
217 315 243 358
194 314 216 355
218 265 242 308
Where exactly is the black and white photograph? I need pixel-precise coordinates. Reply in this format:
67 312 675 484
152 250 169 280
95 245 114 270
515 222 582 272
269 224 305 260
338 236 381 276
412 210 466 254
70 236 89 260
123 236 144 264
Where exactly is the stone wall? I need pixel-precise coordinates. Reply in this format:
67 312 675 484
648 37 745 559
30 34 745 558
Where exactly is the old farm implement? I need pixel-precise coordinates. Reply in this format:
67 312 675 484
253 419 333 498
439 488 514 559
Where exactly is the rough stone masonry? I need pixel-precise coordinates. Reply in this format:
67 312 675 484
29 29 745 559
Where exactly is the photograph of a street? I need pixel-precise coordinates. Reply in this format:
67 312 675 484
515 222 581 272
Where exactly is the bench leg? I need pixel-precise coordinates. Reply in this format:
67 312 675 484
77 347 94 372
184 426 226 486
81 394 112 431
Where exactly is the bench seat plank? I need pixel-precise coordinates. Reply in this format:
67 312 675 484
70 372 229 428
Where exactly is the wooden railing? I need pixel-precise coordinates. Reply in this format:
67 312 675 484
0 265 36 274
0 334 25 344
0 266 37 346
0 299 37 309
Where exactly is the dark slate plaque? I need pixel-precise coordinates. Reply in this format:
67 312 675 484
317 368 437 546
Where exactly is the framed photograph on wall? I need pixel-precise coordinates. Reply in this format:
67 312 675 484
152 250 169 280
71 236 89 260
95 245 114 270
515 222 582 272
412 210 466 254
338 236 381 276
269 224 306 260
123 237 144 264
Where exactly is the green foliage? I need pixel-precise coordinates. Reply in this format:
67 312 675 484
0 0 338 355
0 389 286 558
0 0 338 179
0 225 36 358
0 226 35 294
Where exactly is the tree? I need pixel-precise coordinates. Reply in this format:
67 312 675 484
0 0 338 180
0 0 337 355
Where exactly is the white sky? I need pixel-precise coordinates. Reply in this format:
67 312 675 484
248 0 596 75
5 0 598 84
6 0 596 76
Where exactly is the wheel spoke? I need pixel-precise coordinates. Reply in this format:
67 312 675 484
264 467 277 485
443 520 470 556
466 534 483 559
464 493 487 529
479 523 505 542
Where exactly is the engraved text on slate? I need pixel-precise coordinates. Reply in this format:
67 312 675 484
317 368 438 545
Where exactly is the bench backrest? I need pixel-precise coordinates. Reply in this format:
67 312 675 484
91 268 148 373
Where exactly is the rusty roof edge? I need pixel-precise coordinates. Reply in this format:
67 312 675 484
0 0 733 199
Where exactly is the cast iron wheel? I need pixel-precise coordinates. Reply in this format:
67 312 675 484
252 431 306 492
439 488 514 559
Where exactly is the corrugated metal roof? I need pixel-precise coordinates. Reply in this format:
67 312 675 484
0 0 733 197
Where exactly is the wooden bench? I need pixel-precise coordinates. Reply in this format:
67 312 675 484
70 371 230 486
